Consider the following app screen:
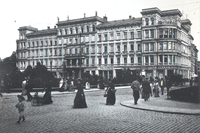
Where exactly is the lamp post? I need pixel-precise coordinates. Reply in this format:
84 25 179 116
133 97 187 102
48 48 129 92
78 33 82 78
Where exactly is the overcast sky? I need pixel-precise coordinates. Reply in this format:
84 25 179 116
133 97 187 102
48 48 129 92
0 0 199 60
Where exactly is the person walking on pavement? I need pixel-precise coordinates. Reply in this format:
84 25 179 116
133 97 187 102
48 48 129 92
73 78 87 108
105 79 116 105
153 79 160 97
15 95 26 124
42 81 53 104
159 78 165 95
131 76 141 105
25 77 33 101
142 78 151 101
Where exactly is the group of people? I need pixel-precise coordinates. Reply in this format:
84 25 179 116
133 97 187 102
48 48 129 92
131 76 172 105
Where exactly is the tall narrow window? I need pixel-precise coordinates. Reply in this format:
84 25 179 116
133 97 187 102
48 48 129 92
138 44 141 51
104 46 107 53
163 42 167 50
131 57 134 63
98 46 101 53
150 29 154 38
145 30 149 38
99 58 101 65
124 45 127 51
145 43 148 51
130 44 134 51
117 58 120 64
145 18 149 25
124 57 127 64
138 57 141 64
104 34 107 41
104 58 107 64
151 17 154 25
137 31 141 38
98 35 101 41
87 26 89 32
150 43 154 51
117 45 120 52
130 32 134 39
159 29 163 38
150 56 154 64
159 42 163 50
70 28 72 34
164 28 168 38
110 58 113 64
92 25 95 31
124 32 127 39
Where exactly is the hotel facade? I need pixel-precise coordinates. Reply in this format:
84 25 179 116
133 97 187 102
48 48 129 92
16 7 198 79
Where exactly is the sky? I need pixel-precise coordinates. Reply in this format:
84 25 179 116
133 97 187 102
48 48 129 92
0 0 199 60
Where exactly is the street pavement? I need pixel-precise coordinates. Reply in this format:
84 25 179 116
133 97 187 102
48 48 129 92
1 86 200 133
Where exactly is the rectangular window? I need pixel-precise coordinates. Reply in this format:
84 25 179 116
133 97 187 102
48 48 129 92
150 43 154 51
159 42 163 50
124 32 127 39
54 49 57 56
92 47 95 53
145 30 149 38
124 57 127 64
145 56 149 64
168 42 172 50
137 31 141 38
117 45 120 52
164 55 168 63
159 55 163 63
98 46 101 53
163 42 167 50
104 46 107 53
75 48 77 54
117 33 120 40
117 58 120 64
150 29 154 38
32 42 34 47
138 57 141 64
28 42 30 47
159 29 163 38
110 45 114 52
130 32 134 39
124 45 127 51
98 35 101 41
150 56 154 64
131 57 134 63
169 55 172 63
169 28 172 38
59 49 62 56
130 44 134 51
104 34 107 41
92 58 95 64
45 49 48 56
86 47 89 54
172 42 175 50
99 58 101 65
110 33 114 40
110 58 113 64
50 41 52 46
36 41 39 47
145 43 148 51
86 59 89 65
55 41 57 45
138 44 141 51
164 29 168 38
104 58 107 64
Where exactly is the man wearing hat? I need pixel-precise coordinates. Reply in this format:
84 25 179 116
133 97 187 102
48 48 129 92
15 95 25 124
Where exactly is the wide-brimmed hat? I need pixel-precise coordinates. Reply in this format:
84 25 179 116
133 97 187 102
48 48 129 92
17 95 25 100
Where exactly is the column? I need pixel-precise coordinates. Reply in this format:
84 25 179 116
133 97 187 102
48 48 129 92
113 69 116 78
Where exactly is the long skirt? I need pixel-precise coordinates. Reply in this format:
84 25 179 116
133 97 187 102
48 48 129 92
106 91 116 105
73 92 87 108
43 92 53 104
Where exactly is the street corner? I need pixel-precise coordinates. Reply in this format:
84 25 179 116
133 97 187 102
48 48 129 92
120 98 200 115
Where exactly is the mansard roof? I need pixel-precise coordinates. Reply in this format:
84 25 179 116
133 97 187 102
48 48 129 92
96 17 142 29
26 28 57 37
18 26 38 31
57 16 105 26
141 7 182 17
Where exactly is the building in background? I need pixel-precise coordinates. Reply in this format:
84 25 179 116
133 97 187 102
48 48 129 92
16 7 198 79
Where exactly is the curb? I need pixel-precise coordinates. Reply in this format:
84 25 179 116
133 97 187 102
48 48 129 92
120 100 200 115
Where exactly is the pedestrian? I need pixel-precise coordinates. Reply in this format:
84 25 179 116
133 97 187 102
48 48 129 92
142 78 151 101
0 80 4 97
159 78 165 95
166 76 172 98
153 79 160 97
190 77 193 87
73 78 87 108
25 77 33 101
15 95 25 124
131 76 141 105
105 79 116 105
21 78 27 96
43 81 53 104
59 78 64 92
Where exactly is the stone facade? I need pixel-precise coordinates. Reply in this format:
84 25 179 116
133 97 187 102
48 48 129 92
16 7 198 79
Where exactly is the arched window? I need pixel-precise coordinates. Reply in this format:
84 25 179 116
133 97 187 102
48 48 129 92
87 26 90 32
145 18 149 26
81 26 84 33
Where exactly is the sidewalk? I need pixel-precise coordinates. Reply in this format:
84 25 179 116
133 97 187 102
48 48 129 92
120 94 200 115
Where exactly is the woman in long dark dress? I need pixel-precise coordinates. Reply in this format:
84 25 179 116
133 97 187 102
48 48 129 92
43 82 53 104
106 79 116 105
73 79 87 108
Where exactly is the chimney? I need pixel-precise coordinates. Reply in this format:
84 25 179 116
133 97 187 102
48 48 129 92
103 15 107 21
67 15 69 20
47 26 50 29
129 15 132 19
95 11 97 16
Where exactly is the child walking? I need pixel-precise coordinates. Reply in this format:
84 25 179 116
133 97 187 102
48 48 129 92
15 95 25 124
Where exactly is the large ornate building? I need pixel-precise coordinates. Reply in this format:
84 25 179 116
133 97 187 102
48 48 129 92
16 7 198 79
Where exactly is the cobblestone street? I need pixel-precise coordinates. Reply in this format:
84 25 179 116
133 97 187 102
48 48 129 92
1 87 200 133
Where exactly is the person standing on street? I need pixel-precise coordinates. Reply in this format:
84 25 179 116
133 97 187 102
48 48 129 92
131 76 141 105
15 95 26 124
159 78 165 95
142 78 151 101
73 78 87 108
105 79 116 105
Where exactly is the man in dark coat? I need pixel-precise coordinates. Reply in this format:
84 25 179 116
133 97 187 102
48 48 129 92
166 76 172 98
142 78 151 101
131 77 141 105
